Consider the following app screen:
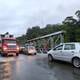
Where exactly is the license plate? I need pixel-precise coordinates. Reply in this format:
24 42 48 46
8 53 14 55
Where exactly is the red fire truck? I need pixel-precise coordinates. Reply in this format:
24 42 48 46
0 33 19 56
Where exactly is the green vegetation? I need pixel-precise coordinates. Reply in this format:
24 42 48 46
17 10 80 44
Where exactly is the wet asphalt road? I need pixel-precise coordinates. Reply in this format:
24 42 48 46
0 54 80 80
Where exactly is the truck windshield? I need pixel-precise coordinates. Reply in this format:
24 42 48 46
3 39 16 43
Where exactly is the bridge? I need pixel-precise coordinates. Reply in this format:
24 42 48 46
26 31 65 53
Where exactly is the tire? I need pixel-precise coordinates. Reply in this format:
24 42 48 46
24 51 28 55
16 53 19 56
34 53 36 55
48 54 53 62
72 57 80 68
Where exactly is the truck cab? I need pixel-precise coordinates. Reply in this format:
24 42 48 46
0 34 19 56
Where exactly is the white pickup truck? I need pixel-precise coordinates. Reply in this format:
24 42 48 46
48 42 80 68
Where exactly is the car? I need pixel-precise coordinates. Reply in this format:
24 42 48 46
48 42 80 68
23 45 37 55
19 45 25 53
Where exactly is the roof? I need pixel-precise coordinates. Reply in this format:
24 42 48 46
27 30 65 42
2 38 16 40
60 42 80 45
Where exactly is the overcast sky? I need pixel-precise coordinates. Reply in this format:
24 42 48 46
0 0 80 37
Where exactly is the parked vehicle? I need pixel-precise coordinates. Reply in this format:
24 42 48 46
23 44 37 55
0 34 19 56
48 42 80 68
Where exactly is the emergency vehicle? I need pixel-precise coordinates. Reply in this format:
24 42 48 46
0 33 19 56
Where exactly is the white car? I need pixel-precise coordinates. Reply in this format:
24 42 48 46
48 42 80 68
23 45 37 55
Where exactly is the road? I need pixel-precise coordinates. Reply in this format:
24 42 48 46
0 54 80 80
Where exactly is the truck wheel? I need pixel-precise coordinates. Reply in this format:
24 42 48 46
72 57 80 68
48 54 53 62
16 53 19 56
34 53 36 55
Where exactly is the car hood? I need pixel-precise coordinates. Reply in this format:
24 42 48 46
47 49 53 54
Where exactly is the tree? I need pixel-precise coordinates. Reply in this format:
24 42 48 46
63 16 77 24
75 10 80 21
16 35 27 44
26 26 41 40
63 16 77 42
17 10 80 44
75 10 80 41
